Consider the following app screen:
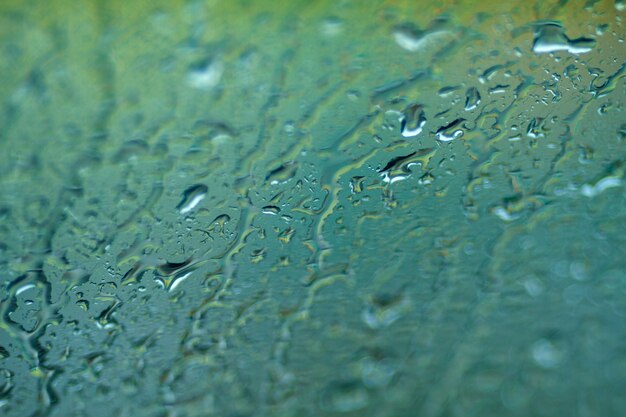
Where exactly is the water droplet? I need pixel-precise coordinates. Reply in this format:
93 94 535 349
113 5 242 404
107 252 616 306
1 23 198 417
321 17 343 36
168 271 193 292
595 24 608 36
187 59 223 89
464 87 481 111
266 162 298 185
532 339 563 368
392 22 452 52
0 368 13 396
523 276 544 297
262 205 281 215
350 176 365 194
378 148 435 184
569 261 589 281
177 184 208 214
321 380 369 412
362 292 409 329
361 358 396 388
435 118 465 142
400 103 426 137
532 21 596 54
526 117 545 138
581 176 622 197
492 206 518 222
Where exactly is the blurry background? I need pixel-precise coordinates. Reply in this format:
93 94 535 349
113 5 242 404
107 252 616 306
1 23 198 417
0 0 625 416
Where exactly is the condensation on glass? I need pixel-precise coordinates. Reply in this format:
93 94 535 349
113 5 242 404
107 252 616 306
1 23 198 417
0 1 625 416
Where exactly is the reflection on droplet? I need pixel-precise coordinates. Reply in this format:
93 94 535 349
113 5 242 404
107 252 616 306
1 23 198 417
169 271 192 292
492 206 518 222
15 283 36 296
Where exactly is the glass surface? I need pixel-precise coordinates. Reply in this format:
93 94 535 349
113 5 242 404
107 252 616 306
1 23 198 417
0 1 625 416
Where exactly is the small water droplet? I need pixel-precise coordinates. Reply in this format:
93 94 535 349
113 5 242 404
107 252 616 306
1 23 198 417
350 176 365 193
187 59 223 89
464 87 481 111
532 339 563 368
438 85 461 97
524 276 544 297
262 205 281 215
362 292 409 329
361 358 396 388
321 17 343 36
321 380 369 412
0 368 13 396
400 103 426 137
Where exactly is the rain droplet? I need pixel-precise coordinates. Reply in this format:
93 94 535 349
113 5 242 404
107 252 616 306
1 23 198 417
187 59 223 89
321 17 343 36
350 176 365 194
361 358 396 388
266 162 298 185
523 276 544 297
362 292 409 329
532 21 596 54
581 175 622 197
400 103 426 137
177 184 208 214
435 118 465 142
464 87 481 111
392 22 452 52
438 85 461 97
532 339 563 368
0 368 13 396
262 205 281 215
321 381 369 412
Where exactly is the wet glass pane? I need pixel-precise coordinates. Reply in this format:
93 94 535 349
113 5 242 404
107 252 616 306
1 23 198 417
0 1 625 416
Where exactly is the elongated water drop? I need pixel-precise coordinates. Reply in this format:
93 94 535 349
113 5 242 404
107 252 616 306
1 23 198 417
177 184 208 214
